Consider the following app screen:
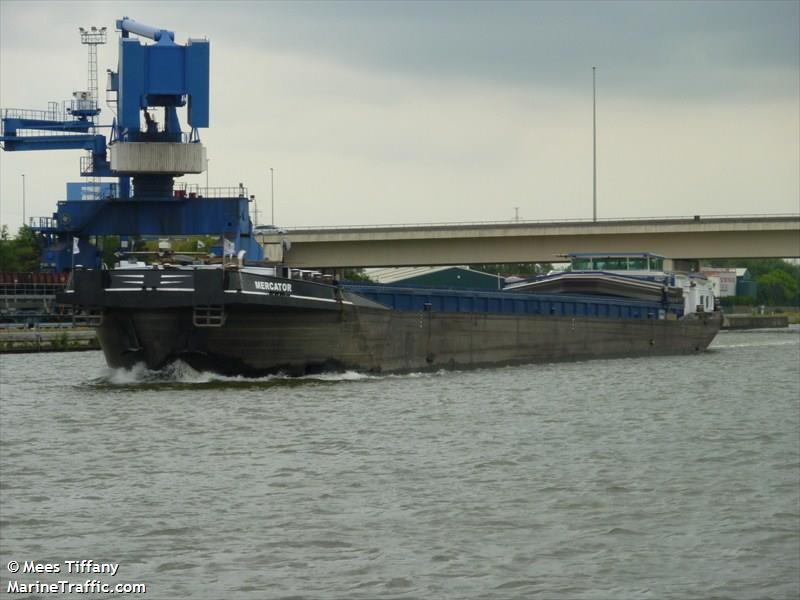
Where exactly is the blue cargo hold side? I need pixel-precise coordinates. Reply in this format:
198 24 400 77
342 284 683 320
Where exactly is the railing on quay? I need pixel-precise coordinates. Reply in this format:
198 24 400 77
0 318 77 329
0 282 68 297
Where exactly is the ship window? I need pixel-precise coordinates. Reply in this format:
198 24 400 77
628 257 648 270
592 257 609 270
651 258 664 271
603 257 628 270
572 258 592 270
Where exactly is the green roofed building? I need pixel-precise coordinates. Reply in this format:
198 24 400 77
363 266 504 290
735 268 757 298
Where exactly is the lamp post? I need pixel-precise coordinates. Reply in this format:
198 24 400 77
270 167 275 225
592 66 597 223
21 174 26 228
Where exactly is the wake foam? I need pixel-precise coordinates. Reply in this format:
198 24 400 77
711 339 799 349
93 360 381 386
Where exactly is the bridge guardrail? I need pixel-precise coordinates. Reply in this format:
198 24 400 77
276 213 800 233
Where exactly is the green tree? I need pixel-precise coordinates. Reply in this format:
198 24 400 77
342 268 373 282
171 236 217 254
705 258 800 281
756 269 800 306
704 258 800 305
99 236 217 267
100 235 121 268
0 225 40 272
0 225 17 271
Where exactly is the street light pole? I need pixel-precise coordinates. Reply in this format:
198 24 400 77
21 174 26 228
270 167 275 225
592 66 597 223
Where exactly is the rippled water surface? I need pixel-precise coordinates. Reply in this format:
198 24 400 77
2 327 799 599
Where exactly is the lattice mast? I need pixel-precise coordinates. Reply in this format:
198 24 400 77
78 26 107 198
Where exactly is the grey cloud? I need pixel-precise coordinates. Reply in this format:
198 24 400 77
3 1 797 101
225 1 800 99
1 0 797 227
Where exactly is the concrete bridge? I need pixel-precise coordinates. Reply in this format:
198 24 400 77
255 215 800 268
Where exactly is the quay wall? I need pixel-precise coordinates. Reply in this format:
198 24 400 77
722 314 789 330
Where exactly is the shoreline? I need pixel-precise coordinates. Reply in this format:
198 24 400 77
0 328 100 353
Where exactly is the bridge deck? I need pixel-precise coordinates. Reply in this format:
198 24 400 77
255 215 800 268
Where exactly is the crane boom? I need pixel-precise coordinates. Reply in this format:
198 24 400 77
116 17 174 42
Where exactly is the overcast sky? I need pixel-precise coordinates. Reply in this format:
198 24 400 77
1 0 798 230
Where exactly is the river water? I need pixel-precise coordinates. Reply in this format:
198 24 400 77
1 327 798 599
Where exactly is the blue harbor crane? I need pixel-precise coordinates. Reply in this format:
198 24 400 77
0 17 262 271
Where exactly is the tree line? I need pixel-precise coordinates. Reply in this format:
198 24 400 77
704 258 800 307
0 226 39 272
0 226 221 272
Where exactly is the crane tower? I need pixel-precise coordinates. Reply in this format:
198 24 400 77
0 17 263 271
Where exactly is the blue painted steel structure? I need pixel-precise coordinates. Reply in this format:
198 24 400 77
115 18 209 135
0 18 262 272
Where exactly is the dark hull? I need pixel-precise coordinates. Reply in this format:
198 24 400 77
61 267 721 376
95 303 721 376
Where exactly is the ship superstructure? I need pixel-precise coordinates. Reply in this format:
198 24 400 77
507 253 717 316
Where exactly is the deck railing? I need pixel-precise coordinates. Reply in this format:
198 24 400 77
173 183 249 198
2 103 66 123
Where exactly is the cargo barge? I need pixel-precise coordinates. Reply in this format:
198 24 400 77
5 18 721 374
59 253 721 376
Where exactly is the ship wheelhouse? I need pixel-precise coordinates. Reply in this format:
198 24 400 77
568 252 665 273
